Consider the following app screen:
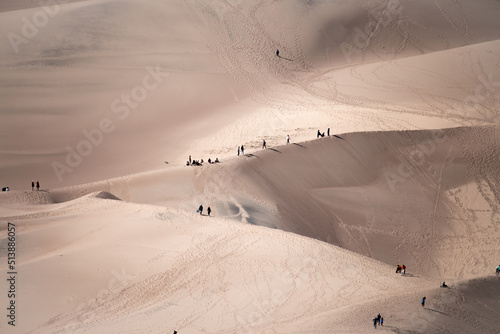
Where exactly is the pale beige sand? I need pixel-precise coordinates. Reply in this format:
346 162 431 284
1 0 500 333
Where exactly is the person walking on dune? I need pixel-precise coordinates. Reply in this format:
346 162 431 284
286 134 290 144
421 297 426 308
262 139 266 149
402 264 406 275
198 205 203 215
373 318 377 329
276 49 279 57
36 180 40 191
241 145 244 155
31 180 34 191
327 128 330 136
238 146 240 156
207 207 211 216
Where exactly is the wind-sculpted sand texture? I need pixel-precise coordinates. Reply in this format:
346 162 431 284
1 0 500 333
233 126 500 280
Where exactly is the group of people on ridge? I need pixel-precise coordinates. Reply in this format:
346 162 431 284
31 180 40 191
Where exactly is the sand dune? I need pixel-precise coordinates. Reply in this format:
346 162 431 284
1 0 500 333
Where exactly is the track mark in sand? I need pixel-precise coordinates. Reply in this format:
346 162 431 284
426 146 454 274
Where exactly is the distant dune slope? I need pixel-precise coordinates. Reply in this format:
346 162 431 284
224 126 500 279
1 0 500 189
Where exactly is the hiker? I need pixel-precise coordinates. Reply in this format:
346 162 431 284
207 207 211 216
327 128 330 136
36 180 40 191
286 134 290 144
376 313 381 325
373 318 377 329
238 146 240 156
317 130 321 138
276 49 279 57
241 145 244 155
189 155 191 164
215 157 220 163
31 180 34 191
396 264 402 273
380 317 383 326
421 297 426 308
198 205 203 215
208 158 211 164
262 139 266 149
496 265 500 275
441 282 448 288
402 264 406 275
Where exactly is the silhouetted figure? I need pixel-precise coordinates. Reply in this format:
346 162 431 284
286 134 290 144
373 318 377 329
36 180 40 191
238 146 240 156
262 139 266 149
207 207 211 216
317 130 321 138
189 155 191 164
402 264 406 275
327 128 330 136
441 282 448 288
241 145 244 155
421 297 426 308
380 317 383 326
396 264 402 273
276 49 279 57
32 180 34 191
198 205 203 215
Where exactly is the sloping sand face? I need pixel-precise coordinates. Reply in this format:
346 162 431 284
1 0 500 333
229 126 500 279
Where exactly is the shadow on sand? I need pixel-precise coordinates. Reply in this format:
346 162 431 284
293 143 307 149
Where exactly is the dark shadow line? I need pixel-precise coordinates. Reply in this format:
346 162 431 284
293 143 307 149
246 154 259 158
277 55 293 61
333 135 345 140
426 308 449 316
268 148 281 153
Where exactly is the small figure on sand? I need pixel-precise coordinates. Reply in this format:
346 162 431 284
241 145 244 155
402 264 406 275
496 265 500 276
36 180 40 191
286 134 290 144
276 49 279 57
373 317 377 329
262 139 266 149
198 205 203 215
207 207 211 216
421 297 426 308
327 128 330 136
396 264 402 273
441 282 448 288
380 317 383 326
238 146 240 156
32 180 34 191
